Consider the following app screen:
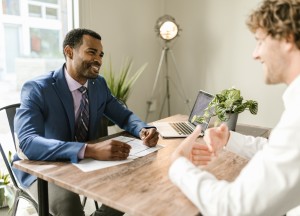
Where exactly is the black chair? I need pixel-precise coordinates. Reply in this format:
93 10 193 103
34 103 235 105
0 103 39 215
0 103 20 150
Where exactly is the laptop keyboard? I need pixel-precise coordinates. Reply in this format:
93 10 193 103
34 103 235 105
170 122 194 135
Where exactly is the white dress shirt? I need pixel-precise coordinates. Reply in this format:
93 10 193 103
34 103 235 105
169 75 300 216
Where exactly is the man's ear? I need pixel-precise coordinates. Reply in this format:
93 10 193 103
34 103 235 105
286 33 295 43
64 45 73 59
285 34 296 51
282 34 298 51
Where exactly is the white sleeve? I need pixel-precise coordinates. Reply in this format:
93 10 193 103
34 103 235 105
169 78 300 216
169 157 229 213
169 142 300 216
226 131 268 159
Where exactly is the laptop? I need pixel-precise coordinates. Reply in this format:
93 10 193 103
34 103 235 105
153 90 214 138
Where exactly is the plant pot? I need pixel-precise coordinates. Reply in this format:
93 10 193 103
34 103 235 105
223 113 238 131
0 185 15 209
0 185 7 208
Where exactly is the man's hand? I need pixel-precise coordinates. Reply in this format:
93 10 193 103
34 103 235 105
190 143 213 165
85 139 131 160
171 125 213 165
139 128 159 147
204 123 230 155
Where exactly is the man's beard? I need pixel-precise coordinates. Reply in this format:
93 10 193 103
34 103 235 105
81 61 100 79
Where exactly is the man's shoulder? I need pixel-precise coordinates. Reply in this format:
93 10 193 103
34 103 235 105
23 65 64 88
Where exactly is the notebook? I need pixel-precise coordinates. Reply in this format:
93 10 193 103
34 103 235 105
153 90 214 138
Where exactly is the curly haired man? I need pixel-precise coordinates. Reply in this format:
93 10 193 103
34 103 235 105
170 1 300 215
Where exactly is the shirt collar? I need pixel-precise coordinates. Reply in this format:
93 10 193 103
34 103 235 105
64 67 88 92
283 74 300 108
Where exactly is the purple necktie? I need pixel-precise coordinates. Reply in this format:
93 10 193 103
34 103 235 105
75 86 89 142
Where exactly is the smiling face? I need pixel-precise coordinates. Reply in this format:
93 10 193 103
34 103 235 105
252 28 290 85
65 34 104 85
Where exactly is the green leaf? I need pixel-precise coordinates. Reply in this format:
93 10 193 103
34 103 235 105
102 56 147 103
191 115 208 124
192 87 258 124
0 170 10 185
247 100 258 114
8 151 12 163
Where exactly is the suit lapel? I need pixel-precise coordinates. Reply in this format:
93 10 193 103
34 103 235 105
52 65 76 139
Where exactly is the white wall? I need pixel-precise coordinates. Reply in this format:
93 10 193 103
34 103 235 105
78 0 286 128
78 0 164 123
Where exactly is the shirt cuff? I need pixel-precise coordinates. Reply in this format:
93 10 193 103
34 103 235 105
225 131 245 153
78 144 87 159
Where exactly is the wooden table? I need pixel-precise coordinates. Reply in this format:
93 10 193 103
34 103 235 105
13 114 270 216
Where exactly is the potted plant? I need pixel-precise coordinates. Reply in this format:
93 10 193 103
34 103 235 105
102 56 148 106
0 151 15 210
192 87 258 131
0 169 10 208
102 56 148 126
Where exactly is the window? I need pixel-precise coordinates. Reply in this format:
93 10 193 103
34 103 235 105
2 0 20 15
0 0 73 105
31 0 58 3
28 0 59 19
30 28 60 57
46 7 58 19
28 4 42 17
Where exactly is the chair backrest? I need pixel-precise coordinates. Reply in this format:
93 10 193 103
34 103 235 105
0 104 39 214
0 103 21 151
0 142 19 188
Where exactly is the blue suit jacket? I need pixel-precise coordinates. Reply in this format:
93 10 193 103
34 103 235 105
13 64 149 188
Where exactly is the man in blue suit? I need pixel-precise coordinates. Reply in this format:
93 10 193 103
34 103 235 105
13 28 159 216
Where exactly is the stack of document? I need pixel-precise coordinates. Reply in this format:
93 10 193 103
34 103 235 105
73 136 164 172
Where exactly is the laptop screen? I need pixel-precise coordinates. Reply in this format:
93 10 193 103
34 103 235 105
188 90 214 128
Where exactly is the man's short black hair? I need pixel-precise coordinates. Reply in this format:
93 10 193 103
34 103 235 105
62 28 102 58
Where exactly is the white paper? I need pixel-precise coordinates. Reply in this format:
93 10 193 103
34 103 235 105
73 136 164 172
73 158 133 172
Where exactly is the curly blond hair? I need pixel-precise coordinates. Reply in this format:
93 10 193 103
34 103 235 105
247 0 300 48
